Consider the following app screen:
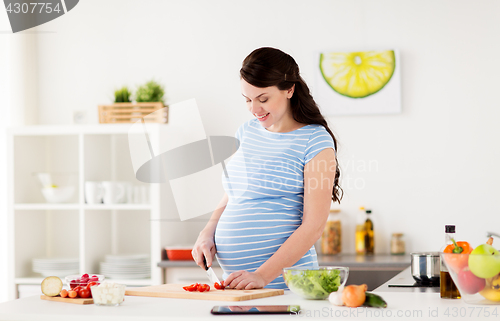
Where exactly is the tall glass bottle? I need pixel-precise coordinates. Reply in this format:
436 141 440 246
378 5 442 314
364 210 374 254
355 208 374 255
440 225 461 299
355 208 367 254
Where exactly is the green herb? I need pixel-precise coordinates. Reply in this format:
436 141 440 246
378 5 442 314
114 86 132 103
285 269 341 299
135 80 165 103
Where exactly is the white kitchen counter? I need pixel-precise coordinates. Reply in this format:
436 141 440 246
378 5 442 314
0 268 498 321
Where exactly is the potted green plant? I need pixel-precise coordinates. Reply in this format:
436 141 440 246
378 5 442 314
99 81 167 124
114 86 132 103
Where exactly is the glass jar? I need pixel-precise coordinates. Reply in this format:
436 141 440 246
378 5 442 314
321 209 341 255
355 225 366 254
390 233 405 255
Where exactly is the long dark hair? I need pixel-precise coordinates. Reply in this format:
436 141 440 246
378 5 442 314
240 47 343 203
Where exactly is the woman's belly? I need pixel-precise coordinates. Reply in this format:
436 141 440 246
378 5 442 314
214 202 318 289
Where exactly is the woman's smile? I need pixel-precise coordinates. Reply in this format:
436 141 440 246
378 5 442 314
241 79 294 131
255 112 270 121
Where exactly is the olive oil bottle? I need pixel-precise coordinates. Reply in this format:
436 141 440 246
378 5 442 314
440 225 461 299
355 207 374 255
364 210 374 254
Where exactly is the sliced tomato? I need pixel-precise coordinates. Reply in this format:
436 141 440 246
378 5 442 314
183 283 199 292
198 284 210 292
214 282 225 290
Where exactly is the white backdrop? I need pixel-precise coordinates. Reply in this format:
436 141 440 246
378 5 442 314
0 9 39 302
0 12 11 303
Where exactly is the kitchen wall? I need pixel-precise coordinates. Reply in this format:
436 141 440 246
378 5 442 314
8 0 500 257
0 16 10 303
0 12 39 301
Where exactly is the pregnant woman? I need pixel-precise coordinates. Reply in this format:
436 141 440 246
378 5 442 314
192 47 342 289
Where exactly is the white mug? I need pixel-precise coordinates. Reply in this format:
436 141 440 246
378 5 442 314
102 181 126 204
85 181 104 204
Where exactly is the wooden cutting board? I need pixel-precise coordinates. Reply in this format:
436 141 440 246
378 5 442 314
125 284 284 301
40 295 94 305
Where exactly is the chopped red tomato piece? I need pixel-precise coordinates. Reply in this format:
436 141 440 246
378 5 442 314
182 283 199 292
198 284 210 292
183 283 211 292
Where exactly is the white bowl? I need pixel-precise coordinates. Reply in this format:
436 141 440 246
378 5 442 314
90 283 126 306
41 186 75 203
441 252 500 305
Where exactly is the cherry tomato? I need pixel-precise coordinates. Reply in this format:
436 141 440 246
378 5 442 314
214 282 225 290
87 281 98 289
68 290 78 298
183 283 199 292
198 284 210 292
79 288 91 298
60 289 68 298
73 286 82 294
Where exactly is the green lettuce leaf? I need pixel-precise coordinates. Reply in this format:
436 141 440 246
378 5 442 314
285 269 341 299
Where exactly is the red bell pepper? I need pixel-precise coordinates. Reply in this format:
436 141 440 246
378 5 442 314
443 240 473 273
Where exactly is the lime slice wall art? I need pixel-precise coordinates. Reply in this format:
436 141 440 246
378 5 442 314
315 49 401 115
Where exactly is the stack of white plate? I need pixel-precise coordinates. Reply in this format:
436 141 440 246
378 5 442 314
99 254 150 279
32 258 79 277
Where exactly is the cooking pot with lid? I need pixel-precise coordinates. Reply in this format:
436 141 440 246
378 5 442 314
410 252 440 284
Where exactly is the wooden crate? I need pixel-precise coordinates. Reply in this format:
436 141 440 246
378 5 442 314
98 102 168 123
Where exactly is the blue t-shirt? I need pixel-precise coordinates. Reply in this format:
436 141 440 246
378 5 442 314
214 118 336 289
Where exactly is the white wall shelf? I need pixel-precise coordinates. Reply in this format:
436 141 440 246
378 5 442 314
83 204 152 210
14 277 153 286
13 204 152 210
13 203 80 210
7 124 168 299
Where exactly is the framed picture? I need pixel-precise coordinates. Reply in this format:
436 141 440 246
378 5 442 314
314 49 401 115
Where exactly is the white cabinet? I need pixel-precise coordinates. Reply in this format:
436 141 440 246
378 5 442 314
7 124 168 299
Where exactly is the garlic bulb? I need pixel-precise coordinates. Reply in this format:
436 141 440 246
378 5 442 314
329 285 345 306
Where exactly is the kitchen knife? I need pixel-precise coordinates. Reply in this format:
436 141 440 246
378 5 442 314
203 256 221 286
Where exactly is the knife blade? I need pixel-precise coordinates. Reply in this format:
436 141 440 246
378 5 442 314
203 256 221 285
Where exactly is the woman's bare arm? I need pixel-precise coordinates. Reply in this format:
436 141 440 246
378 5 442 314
192 192 228 268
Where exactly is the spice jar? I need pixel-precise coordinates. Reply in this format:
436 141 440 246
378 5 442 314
321 209 341 255
390 233 405 255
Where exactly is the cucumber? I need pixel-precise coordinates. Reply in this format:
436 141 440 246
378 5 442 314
363 292 387 308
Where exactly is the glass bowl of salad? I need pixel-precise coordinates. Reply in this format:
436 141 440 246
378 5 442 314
283 266 349 300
